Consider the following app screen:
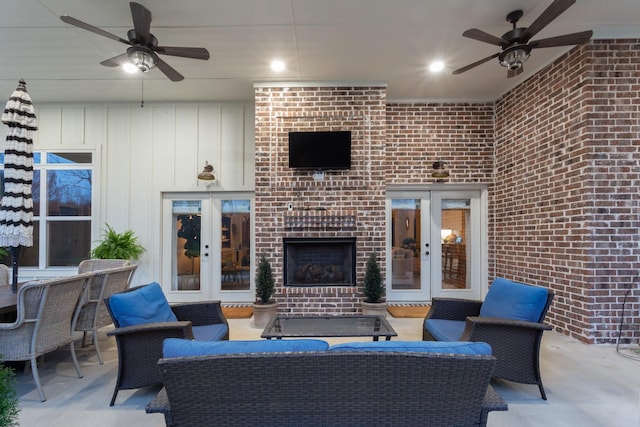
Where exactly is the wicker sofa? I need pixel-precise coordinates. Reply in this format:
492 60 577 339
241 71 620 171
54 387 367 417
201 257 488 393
146 339 507 427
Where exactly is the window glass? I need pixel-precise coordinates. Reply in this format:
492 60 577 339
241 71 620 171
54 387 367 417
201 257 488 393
47 220 91 266
46 153 92 164
0 150 93 269
46 170 92 216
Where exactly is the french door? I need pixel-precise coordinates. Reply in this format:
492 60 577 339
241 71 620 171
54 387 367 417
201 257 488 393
386 188 487 302
161 192 254 303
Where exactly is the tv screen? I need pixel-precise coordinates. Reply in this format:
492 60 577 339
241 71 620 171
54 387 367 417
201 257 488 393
288 131 351 170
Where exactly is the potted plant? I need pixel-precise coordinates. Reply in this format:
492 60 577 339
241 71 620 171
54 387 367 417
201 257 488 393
90 223 146 261
0 357 19 426
361 251 387 317
252 254 278 328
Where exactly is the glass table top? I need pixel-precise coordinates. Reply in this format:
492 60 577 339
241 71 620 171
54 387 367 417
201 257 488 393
261 315 397 340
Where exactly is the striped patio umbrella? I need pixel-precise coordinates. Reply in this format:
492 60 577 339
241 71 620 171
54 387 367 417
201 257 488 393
0 79 37 291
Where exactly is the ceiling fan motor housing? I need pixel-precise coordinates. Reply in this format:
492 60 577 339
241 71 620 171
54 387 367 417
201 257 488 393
499 44 531 70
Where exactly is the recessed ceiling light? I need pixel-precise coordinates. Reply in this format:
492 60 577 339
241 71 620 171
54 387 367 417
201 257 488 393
122 62 139 74
271 60 286 72
429 61 445 73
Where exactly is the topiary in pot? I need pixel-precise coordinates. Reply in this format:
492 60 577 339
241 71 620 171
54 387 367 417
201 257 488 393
253 255 277 329
0 358 19 426
361 252 387 317
363 252 384 303
90 223 146 261
255 254 275 304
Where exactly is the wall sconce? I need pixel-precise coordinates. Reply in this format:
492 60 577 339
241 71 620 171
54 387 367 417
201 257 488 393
198 161 216 185
431 160 449 182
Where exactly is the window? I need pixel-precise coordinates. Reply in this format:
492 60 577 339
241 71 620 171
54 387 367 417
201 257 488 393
0 151 93 268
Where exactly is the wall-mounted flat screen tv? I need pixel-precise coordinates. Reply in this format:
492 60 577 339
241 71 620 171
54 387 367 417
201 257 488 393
288 131 351 170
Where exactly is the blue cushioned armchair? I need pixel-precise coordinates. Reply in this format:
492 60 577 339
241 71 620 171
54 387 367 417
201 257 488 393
423 277 554 399
104 283 228 406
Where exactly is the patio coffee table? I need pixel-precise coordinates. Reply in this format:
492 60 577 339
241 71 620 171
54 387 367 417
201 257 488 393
261 315 397 341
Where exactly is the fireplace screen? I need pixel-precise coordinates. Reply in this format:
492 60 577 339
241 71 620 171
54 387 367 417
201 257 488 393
283 237 356 286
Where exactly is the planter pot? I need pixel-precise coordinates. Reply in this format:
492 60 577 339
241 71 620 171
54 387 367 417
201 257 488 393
252 301 278 329
361 300 388 318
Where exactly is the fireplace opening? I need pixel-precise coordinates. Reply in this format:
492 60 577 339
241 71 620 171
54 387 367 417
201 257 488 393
283 237 356 286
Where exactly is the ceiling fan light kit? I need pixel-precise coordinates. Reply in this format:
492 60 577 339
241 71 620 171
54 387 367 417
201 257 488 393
453 0 592 78
60 2 210 82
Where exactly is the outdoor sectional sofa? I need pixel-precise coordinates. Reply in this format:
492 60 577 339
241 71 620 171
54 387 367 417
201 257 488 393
146 338 508 427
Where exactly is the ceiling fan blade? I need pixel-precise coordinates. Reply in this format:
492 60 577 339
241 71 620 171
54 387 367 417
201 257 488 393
60 15 130 45
100 53 129 67
507 66 524 78
452 53 500 75
529 30 593 49
520 0 576 43
130 2 152 44
155 46 210 60
462 29 507 47
156 58 184 82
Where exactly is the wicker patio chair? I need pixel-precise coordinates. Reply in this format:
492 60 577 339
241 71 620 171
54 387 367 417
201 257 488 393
74 264 138 364
104 284 229 406
0 273 93 401
423 279 554 399
0 264 9 286
77 258 130 274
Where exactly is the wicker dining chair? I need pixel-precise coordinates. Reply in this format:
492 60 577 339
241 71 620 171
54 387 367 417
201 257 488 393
77 258 130 274
0 264 9 286
74 264 138 364
0 273 93 401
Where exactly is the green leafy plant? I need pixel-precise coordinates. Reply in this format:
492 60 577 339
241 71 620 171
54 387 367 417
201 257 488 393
255 254 275 304
90 224 146 260
363 252 384 303
0 359 19 426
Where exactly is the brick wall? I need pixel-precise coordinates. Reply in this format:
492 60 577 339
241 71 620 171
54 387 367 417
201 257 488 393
254 86 386 315
252 40 639 343
494 40 640 343
386 103 494 183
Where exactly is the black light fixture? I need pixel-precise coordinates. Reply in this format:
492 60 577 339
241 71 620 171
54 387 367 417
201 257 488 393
432 160 449 182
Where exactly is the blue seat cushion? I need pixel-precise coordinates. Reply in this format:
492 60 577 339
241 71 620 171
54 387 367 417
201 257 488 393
163 338 330 358
108 282 178 327
192 324 229 341
424 319 466 342
329 340 491 355
480 277 549 322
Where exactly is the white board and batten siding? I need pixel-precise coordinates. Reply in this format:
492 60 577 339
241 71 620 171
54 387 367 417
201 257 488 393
28 102 255 285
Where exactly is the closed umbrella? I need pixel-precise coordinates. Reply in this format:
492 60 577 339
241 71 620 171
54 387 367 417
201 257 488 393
0 79 37 292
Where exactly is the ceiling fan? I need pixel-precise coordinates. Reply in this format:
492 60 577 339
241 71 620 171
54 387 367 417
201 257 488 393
60 2 210 82
453 0 592 78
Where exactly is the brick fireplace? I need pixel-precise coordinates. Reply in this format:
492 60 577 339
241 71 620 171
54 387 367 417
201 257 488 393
254 84 387 315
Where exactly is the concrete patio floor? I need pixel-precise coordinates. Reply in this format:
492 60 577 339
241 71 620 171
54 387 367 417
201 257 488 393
12 316 640 426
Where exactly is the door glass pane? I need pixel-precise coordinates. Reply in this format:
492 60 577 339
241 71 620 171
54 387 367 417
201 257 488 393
441 199 470 289
390 199 420 290
221 200 251 291
173 200 201 291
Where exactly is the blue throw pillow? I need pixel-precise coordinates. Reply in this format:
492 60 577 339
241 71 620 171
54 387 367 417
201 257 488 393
108 282 178 327
328 340 491 355
163 338 330 358
480 277 549 322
